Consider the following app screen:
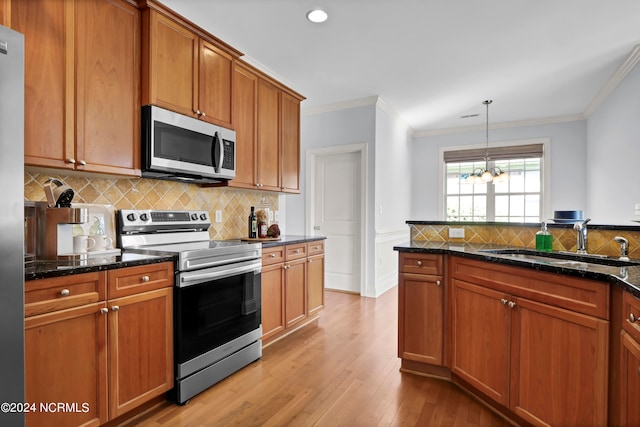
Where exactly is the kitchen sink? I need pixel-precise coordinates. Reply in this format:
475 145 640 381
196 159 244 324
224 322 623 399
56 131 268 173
478 248 640 267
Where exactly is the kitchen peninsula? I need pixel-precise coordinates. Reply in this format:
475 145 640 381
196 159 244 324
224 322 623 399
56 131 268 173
395 220 640 426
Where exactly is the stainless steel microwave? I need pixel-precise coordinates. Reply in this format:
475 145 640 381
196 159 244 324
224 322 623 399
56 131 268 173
141 105 236 184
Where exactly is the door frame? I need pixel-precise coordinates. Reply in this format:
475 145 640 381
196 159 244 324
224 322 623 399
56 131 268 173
306 143 368 295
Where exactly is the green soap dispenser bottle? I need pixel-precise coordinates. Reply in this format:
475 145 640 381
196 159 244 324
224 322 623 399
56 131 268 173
536 221 553 252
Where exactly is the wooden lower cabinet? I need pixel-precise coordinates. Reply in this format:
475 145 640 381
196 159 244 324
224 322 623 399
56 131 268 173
284 258 306 327
25 302 108 427
25 262 174 426
449 256 609 427
108 287 173 418
307 253 325 316
451 278 510 405
620 331 640 426
261 262 285 341
397 253 445 369
261 241 325 344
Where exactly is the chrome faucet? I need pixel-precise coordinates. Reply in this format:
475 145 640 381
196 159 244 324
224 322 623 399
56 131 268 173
614 236 629 260
573 218 591 254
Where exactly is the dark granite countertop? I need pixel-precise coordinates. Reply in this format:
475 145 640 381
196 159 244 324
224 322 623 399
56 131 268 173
25 252 176 281
394 241 640 299
261 235 326 248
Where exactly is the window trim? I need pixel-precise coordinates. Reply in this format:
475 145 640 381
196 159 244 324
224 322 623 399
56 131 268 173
438 138 551 221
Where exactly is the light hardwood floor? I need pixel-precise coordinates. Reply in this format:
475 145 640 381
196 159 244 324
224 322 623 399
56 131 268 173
127 287 511 427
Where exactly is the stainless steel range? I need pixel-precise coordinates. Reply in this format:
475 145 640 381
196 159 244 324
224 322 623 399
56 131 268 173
117 209 262 404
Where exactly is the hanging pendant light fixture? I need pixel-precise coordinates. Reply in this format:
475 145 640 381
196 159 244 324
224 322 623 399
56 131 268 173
465 100 509 184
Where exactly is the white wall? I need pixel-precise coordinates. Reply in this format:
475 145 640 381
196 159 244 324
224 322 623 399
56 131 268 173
410 120 588 220
586 62 640 223
374 102 411 296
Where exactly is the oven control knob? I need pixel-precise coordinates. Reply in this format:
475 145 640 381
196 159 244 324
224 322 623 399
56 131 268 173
140 213 149 222
126 213 137 222
191 213 199 221
200 213 207 221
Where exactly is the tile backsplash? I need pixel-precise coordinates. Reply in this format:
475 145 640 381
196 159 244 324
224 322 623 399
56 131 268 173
25 171 279 240
410 223 640 259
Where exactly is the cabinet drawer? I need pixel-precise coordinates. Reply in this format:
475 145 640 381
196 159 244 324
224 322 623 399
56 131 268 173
399 253 443 275
285 243 307 261
25 272 107 317
262 246 285 266
623 291 640 342
307 240 325 256
108 262 174 299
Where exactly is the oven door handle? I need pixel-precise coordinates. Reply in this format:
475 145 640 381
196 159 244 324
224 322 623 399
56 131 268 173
179 260 261 287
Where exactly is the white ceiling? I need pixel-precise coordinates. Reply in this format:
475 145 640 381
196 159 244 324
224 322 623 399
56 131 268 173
160 0 640 133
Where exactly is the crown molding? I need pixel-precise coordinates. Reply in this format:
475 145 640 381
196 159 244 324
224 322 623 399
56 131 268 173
583 44 640 118
375 97 412 131
301 96 379 116
240 56 296 91
412 114 585 138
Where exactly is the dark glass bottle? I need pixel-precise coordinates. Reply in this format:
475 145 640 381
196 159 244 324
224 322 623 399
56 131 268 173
248 206 257 238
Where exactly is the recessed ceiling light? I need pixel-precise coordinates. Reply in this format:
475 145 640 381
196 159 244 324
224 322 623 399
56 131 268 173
307 9 328 23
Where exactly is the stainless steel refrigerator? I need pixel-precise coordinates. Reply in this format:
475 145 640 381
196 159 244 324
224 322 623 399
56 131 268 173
0 24 25 427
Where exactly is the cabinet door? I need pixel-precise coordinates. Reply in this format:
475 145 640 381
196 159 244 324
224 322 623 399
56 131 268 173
510 297 609 426
13 0 74 169
25 302 108 427
108 287 173 419
261 263 285 340
398 273 444 365
621 331 640 426
257 79 281 190
285 258 306 328
76 0 140 175
198 39 232 127
280 91 300 193
451 278 510 406
231 61 258 188
307 253 325 316
146 10 197 117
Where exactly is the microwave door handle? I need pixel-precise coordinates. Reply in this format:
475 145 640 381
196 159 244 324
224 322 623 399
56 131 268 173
212 131 223 173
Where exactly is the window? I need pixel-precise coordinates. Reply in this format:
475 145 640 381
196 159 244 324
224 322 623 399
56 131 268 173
444 143 544 222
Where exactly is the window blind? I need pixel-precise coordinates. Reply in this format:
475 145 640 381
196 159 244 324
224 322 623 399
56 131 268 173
443 143 544 163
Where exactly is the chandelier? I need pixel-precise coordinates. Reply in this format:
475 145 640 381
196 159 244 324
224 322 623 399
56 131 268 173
464 100 509 184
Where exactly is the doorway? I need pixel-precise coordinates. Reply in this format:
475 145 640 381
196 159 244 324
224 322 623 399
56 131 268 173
306 144 367 294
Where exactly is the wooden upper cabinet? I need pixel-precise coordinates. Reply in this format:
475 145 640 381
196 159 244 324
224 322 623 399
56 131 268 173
76 0 141 175
143 10 197 116
257 78 282 191
13 0 72 170
231 61 258 188
280 91 301 193
199 39 233 126
14 0 141 176
142 8 233 127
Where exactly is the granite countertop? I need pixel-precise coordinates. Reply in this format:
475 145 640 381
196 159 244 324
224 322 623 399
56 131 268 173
394 241 640 299
25 252 176 281
261 235 327 248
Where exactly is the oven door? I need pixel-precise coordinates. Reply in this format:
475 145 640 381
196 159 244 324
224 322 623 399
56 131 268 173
174 259 261 366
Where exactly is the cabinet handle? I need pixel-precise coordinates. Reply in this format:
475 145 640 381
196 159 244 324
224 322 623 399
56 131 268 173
631 313 637 323
201 111 206 117
100 308 108 314
436 280 441 286
500 298 508 305
270 253 276 258
141 275 150 283
78 160 87 166
60 289 70 296
508 301 516 309
111 305 120 312
295 249 300 253
195 109 201 115
314 246 320 250
67 158 76 164
417 261 423 266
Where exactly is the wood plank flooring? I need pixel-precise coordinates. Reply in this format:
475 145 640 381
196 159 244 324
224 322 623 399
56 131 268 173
126 287 512 427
